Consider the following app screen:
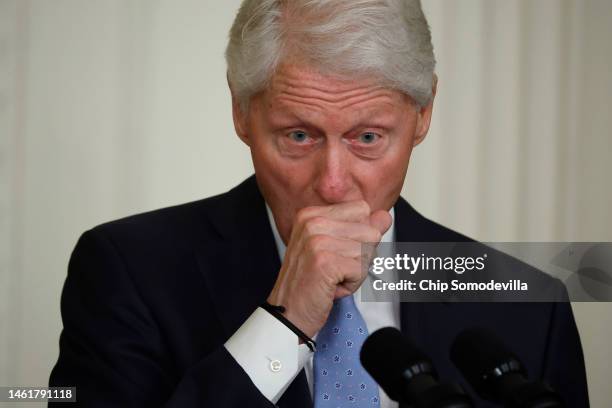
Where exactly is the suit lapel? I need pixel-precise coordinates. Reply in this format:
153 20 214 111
394 196 465 339
195 175 281 337
393 198 427 349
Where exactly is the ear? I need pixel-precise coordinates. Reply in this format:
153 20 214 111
413 74 437 147
228 77 250 146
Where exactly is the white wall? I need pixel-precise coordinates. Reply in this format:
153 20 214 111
1 0 611 406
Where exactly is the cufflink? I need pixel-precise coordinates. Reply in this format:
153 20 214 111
269 359 282 373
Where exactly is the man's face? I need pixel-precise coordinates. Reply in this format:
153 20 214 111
232 64 435 243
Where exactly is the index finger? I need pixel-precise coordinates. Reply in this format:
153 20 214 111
296 200 371 224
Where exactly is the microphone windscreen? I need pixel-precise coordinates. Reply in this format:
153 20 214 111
360 327 431 401
450 327 524 393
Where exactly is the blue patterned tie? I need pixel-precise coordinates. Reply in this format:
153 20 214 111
313 295 380 407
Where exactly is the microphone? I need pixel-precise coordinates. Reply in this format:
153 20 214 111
360 327 473 408
450 327 565 408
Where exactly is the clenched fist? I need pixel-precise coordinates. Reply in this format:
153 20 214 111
266 200 392 338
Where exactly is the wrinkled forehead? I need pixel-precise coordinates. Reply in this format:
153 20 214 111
261 63 413 114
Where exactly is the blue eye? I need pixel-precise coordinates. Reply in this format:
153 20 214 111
359 132 379 144
289 130 308 143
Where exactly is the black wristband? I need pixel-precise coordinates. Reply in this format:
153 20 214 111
261 302 317 352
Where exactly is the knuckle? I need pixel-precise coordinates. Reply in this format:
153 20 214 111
296 207 315 224
304 216 325 235
305 234 327 252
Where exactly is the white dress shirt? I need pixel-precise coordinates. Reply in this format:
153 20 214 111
225 207 399 408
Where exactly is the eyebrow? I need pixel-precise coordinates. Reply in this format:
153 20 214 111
266 108 395 135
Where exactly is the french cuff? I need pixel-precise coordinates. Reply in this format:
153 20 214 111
225 307 311 404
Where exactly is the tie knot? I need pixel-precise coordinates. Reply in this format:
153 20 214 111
328 295 360 323
336 294 356 308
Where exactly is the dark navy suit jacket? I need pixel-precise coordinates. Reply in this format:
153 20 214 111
50 175 589 407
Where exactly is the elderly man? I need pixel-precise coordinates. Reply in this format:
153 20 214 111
50 1 588 407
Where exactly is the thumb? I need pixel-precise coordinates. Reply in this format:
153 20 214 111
369 210 392 238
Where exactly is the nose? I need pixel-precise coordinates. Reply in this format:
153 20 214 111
313 140 354 204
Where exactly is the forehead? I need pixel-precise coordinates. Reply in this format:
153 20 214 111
261 63 411 116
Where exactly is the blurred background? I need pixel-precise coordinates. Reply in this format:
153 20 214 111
1 0 611 406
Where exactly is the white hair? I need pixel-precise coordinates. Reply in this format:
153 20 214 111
226 0 436 112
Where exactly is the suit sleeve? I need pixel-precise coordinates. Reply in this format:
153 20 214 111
49 228 275 407
542 298 590 407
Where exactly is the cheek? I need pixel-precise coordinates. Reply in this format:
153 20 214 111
251 141 306 180
250 139 317 200
355 136 414 207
